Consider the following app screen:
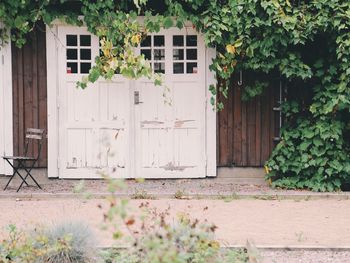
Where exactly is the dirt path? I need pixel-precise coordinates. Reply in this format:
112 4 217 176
0 198 349 248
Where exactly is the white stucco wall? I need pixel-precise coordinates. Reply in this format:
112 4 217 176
0 29 13 175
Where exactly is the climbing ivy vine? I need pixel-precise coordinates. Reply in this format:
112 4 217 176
1 0 350 191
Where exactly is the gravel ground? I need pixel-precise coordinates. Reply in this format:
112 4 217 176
261 249 350 263
0 171 326 196
1 199 350 248
2 169 349 198
1 177 321 196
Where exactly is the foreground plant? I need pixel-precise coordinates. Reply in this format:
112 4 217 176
32 221 96 263
0 221 96 263
99 175 249 263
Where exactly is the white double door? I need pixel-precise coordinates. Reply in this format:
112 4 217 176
57 26 206 178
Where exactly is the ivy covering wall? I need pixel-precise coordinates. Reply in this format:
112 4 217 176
1 0 349 191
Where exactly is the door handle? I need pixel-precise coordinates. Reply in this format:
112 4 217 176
134 91 143 105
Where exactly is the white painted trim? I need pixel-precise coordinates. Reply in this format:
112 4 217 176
46 25 60 178
0 29 13 175
206 47 217 177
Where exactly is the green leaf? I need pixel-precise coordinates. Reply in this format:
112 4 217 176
163 17 173 29
299 141 310 151
234 38 243 48
176 20 184 29
313 138 323 147
88 67 100 83
303 130 314 139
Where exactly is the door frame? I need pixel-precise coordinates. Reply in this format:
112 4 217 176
0 27 13 175
46 20 216 178
205 47 216 177
46 24 60 178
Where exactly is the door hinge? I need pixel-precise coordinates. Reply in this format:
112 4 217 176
57 158 60 169
1 55 4 65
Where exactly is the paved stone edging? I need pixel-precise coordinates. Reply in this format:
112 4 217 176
95 244 350 250
0 192 349 200
226 245 350 250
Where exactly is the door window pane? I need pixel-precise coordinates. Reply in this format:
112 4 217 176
186 49 197 60
154 36 165 47
186 35 197 46
173 49 184 60
187 62 198 74
67 49 77 60
173 35 184 47
154 62 165 73
80 35 91 46
67 62 78 74
173 63 184 74
141 49 152 60
141 36 151 47
80 49 91 60
154 49 165 60
66 35 77 46
81 63 91 74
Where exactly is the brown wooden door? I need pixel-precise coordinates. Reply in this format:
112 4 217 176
12 25 47 167
217 74 280 167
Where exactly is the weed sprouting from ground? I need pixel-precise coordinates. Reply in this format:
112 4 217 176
131 190 155 200
174 189 187 199
217 193 240 202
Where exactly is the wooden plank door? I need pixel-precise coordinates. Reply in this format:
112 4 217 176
134 28 207 178
57 26 131 178
217 75 280 167
12 27 48 167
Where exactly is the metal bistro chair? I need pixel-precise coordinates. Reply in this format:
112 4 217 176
3 128 45 192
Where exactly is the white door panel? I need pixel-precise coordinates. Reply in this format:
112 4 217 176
135 28 206 178
57 26 131 178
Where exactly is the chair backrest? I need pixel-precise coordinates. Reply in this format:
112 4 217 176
24 128 45 159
